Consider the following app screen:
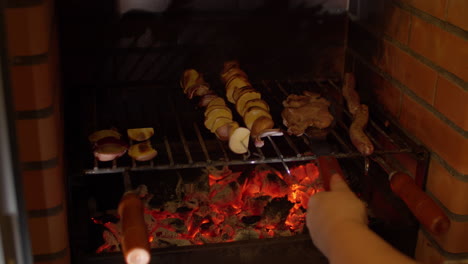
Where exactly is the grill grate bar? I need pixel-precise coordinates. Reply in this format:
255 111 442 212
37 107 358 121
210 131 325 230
254 143 266 160
267 136 291 176
283 133 302 157
163 136 175 166
85 149 414 174
216 138 231 162
193 122 212 163
329 129 353 153
172 101 193 164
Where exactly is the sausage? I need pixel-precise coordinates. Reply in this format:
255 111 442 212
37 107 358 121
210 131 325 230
349 104 374 156
342 72 360 116
118 193 150 264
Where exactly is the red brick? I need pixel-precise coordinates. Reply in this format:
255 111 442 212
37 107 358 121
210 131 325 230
5 3 51 56
446 0 468 31
426 158 468 215
434 76 468 131
409 16 468 81
408 0 448 19
16 114 59 163
11 63 54 112
376 40 437 104
382 3 412 44
399 95 468 174
415 230 446 264
22 166 64 212
29 210 68 255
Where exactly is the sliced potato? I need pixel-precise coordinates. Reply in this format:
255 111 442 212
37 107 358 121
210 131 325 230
206 97 226 108
198 94 218 108
221 67 247 84
127 128 154 141
205 105 230 117
240 98 270 117
210 117 233 133
235 91 261 116
251 116 275 138
222 60 240 73
205 106 232 119
88 129 121 143
181 69 209 97
228 127 251 154
226 77 251 103
243 107 272 130
181 69 200 93
232 86 256 104
204 108 233 131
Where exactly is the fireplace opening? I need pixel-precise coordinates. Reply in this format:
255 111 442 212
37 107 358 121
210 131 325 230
56 2 436 264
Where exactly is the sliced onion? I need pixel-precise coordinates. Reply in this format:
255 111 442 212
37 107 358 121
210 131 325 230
93 137 128 162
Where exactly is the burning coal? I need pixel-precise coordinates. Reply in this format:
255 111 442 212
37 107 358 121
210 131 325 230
95 162 323 253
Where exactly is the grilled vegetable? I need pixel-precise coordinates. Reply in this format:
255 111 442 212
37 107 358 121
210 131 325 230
204 107 233 131
220 61 277 147
93 137 128 162
243 107 272 130
215 121 239 141
88 129 121 143
226 77 252 103
228 127 251 154
180 69 210 99
240 98 270 117
127 128 154 142
181 68 250 154
128 141 158 161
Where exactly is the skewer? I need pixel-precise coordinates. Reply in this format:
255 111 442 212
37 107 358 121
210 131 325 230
267 136 291 177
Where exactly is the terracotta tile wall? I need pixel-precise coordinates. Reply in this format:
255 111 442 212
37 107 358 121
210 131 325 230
347 0 468 262
4 0 69 263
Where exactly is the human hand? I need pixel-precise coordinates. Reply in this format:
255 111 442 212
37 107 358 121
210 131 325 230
306 173 367 255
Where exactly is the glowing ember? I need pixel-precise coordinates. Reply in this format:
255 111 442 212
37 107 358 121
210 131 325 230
95 162 323 253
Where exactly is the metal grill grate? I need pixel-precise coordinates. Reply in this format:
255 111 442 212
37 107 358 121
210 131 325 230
85 78 416 175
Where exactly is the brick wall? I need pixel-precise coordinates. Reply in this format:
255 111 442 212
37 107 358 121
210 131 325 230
4 0 69 263
347 0 467 263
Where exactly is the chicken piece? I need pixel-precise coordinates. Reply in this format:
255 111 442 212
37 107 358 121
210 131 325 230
281 92 334 136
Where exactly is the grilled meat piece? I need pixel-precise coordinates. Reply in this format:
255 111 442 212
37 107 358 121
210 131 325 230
281 91 334 136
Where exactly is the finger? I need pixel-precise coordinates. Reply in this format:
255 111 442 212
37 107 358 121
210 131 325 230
329 173 350 192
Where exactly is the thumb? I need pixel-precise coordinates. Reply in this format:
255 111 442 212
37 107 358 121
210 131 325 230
329 173 350 192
